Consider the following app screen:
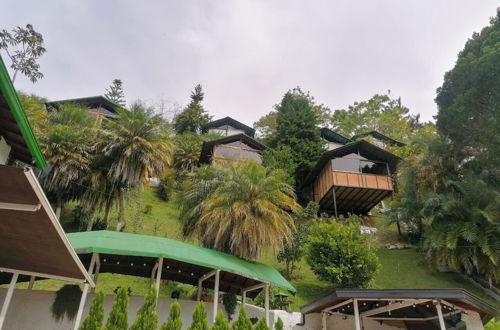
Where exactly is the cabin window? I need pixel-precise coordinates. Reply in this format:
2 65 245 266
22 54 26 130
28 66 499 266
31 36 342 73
331 153 388 175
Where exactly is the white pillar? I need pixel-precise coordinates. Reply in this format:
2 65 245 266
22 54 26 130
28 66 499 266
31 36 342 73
436 303 446 330
353 299 361 330
462 311 484 330
155 258 163 298
212 270 220 322
242 290 246 307
73 253 98 330
321 312 327 330
28 276 35 290
264 284 270 326
197 279 203 301
0 272 18 330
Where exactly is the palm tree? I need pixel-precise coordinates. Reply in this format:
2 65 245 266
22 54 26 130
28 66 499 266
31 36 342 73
40 104 95 218
422 176 499 285
96 102 174 231
179 161 299 260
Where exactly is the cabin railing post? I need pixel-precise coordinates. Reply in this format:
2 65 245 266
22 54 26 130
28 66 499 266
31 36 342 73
332 187 338 218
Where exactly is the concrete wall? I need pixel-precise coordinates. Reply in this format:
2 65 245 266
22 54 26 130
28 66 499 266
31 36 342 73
0 288 301 330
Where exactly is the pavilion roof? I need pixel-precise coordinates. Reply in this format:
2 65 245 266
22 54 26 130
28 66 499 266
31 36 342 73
68 230 295 297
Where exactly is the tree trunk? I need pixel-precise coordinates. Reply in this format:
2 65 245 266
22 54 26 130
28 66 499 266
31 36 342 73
116 191 126 232
103 202 112 229
12 70 18 83
55 193 63 220
396 221 402 237
86 218 93 231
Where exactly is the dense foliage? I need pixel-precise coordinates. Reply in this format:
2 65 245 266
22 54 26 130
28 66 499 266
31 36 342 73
178 161 299 260
306 221 380 287
436 9 500 170
212 312 231 330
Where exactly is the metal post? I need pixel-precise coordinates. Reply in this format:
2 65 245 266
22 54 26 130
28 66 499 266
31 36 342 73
156 258 163 298
73 253 98 330
213 270 220 322
353 299 361 330
332 187 338 218
264 284 270 326
28 276 35 290
0 272 18 330
436 303 446 330
197 279 203 301
321 312 327 330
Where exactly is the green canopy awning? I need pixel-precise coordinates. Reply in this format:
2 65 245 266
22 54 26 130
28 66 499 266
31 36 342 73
68 230 295 295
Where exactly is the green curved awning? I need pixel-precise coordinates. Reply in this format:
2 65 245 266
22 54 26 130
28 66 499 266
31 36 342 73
68 230 295 293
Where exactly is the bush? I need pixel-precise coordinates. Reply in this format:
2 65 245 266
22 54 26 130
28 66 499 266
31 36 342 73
253 318 269 330
158 167 176 201
232 307 252 330
254 287 281 310
306 221 380 287
79 291 104 330
274 318 284 330
129 287 158 330
105 287 129 330
188 302 209 330
161 300 182 330
212 311 230 330
222 293 237 319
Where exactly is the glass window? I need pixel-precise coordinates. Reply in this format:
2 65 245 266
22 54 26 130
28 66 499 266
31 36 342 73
331 153 388 175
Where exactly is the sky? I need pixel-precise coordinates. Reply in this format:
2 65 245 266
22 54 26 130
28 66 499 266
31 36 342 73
1 1 498 126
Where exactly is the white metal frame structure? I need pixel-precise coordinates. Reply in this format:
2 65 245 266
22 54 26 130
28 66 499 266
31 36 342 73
0 167 94 330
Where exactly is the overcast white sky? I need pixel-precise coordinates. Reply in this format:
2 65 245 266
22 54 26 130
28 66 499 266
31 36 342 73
2 1 498 125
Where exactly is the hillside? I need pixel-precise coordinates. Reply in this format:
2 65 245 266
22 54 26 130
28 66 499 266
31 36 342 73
30 188 495 311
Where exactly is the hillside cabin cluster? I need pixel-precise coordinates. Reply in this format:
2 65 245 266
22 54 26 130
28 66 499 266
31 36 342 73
0 53 497 329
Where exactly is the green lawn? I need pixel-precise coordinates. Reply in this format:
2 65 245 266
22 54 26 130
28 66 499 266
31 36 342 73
18 189 498 312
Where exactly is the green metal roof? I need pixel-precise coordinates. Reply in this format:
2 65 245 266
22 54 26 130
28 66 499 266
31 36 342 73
0 56 46 169
68 230 296 293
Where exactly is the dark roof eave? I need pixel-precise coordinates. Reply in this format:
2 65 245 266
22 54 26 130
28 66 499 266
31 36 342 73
300 288 497 318
201 117 255 137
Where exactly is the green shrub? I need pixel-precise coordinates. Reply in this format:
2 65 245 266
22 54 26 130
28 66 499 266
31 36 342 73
79 291 104 330
105 287 129 330
129 287 158 330
274 318 284 330
306 221 380 287
222 293 237 319
188 302 209 330
253 318 269 330
161 300 182 330
232 307 252 330
211 311 230 330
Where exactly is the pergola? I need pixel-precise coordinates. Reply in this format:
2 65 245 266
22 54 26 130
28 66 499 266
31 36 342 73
300 289 497 330
68 230 296 329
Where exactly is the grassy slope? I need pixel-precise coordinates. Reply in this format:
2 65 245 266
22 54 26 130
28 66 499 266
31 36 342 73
20 189 498 311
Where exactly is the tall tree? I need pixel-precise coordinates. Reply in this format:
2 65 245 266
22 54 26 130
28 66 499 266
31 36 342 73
179 161 299 260
173 84 211 134
96 101 174 231
40 103 95 219
0 24 46 82
104 79 126 106
272 87 324 188
188 302 209 330
435 9 500 173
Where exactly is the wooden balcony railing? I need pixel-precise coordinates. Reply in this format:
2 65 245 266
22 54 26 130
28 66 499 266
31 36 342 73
312 161 393 202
